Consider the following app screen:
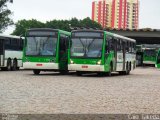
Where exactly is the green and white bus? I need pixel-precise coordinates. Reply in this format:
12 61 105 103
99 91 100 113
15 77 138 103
0 34 23 71
136 44 160 66
23 28 71 75
156 49 160 69
68 30 136 76
136 45 143 66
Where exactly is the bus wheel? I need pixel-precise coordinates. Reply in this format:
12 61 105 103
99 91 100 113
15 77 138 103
7 59 12 71
33 70 40 75
106 63 113 76
126 63 130 75
12 59 17 71
76 71 82 76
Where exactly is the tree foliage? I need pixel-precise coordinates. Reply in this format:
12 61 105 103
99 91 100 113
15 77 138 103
12 19 45 36
12 17 102 36
0 0 13 33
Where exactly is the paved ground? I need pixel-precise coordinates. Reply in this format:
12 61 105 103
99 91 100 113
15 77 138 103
0 67 160 114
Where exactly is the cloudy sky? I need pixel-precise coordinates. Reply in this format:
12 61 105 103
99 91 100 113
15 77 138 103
4 0 160 34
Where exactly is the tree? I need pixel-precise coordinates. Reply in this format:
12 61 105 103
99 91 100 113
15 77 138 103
12 17 102 36
46 19 70 31
81 17 102 29
12 19 45 36
0 0 13 33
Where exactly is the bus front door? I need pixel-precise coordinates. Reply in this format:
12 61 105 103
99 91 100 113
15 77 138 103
59 37 68 73
157 52 160 68
0 39 4 66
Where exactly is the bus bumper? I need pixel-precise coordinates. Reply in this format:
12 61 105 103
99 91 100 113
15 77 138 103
23 62 59 70
68 64 104 72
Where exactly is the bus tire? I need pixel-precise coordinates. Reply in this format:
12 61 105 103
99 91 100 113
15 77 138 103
76 71 82 76
7 59 12 71
130 62 132 71
12 59 17 71
126 62 130 75
16 67 20 70
33 70 40 75
106 62 113 76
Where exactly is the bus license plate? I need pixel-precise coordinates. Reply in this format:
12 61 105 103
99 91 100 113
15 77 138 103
36 64 43 66
82 66 88 68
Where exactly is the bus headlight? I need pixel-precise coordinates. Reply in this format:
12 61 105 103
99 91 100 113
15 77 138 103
97 60 101 65
70 60 74 64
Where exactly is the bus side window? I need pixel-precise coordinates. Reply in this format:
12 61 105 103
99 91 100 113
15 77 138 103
65 36 69 49
117 39 121 52
106 36 114 53
60 35 68 53
120 39 123 52
19 38 23 50
110 38 115 51
60 37 65 52
126 41 129 52
5 39 11 50
158 52 160 63
133 43 136 53
122 40 126 51
129 42 132 53
0 39 4 55
10 38 18 50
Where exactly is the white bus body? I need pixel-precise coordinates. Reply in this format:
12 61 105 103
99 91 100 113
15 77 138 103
0 34 23 71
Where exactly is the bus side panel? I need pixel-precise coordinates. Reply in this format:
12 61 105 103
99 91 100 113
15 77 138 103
116 52 124 71
5 50 23 67
126 53 136 70
104 51 115 72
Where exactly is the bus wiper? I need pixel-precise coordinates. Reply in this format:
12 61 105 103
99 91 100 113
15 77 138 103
33 37 38 51
42 37 50 48
79 38 85 48
78 38 86 54
88 39 95 49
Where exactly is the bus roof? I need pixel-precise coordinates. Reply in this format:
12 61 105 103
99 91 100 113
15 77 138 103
105 31 136 43
28 28 58 32
141 44 160 49
28 28 71 35
71 29 136 43
0 34 21 39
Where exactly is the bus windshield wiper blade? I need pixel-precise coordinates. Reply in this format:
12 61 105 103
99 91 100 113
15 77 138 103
88 39 95 49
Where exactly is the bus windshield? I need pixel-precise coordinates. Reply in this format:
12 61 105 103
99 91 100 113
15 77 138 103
71 38 103 58
144 49 156 57
26 37 57 56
